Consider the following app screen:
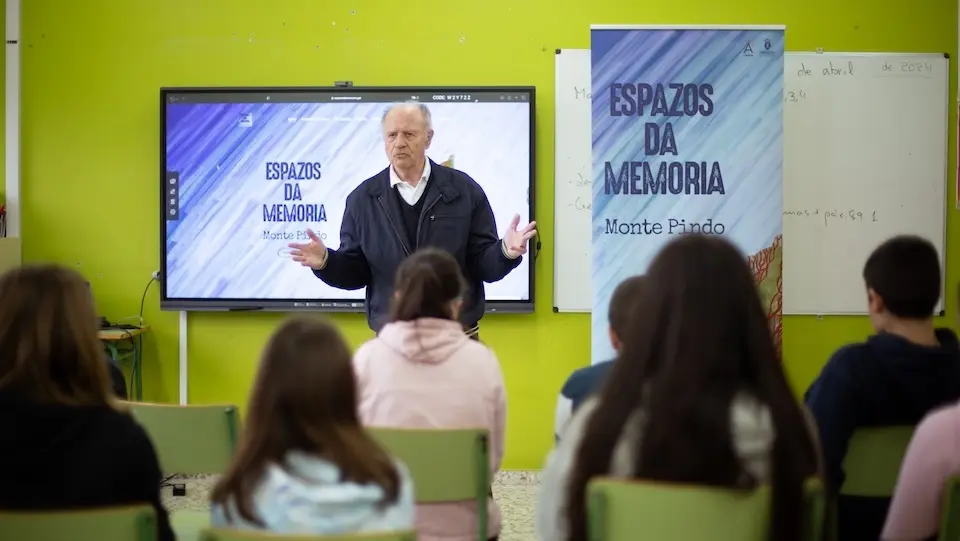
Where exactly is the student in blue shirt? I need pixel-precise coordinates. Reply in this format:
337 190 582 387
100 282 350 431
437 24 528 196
804 235 960 541
553 275 646 441
210 317 414 535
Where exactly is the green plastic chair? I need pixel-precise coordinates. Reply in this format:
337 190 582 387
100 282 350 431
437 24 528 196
586 478 772 541
938 476 960 541
0 505 156 541
128 403 241 541
370 428 489 541
803 477 827 541
840 426 915 497
823 426 915 541
199 529 418 541
128 402 240 475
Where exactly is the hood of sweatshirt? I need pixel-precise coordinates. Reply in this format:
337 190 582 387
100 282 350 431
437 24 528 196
376 318 469 365
212 450 413 533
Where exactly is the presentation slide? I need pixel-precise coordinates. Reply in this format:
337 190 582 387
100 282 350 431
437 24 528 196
160 88 535 311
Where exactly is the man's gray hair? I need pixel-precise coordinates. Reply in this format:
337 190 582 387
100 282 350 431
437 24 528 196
381 101 432 131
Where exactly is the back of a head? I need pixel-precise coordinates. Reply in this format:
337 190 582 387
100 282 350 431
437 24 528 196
862 235 940 319
619 234 778 392
607 275 647 340
565 234 816 541
389 248 467 322
212 316 401 525
246 317 359 450
0 264 112 406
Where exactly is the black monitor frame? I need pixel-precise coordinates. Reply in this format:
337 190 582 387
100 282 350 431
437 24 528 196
159 85 537 313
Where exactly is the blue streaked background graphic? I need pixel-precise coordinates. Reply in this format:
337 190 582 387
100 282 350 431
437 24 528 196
591 27 784 362
164 101 531 301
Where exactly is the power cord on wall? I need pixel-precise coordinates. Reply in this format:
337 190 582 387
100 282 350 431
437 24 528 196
110 275 158 396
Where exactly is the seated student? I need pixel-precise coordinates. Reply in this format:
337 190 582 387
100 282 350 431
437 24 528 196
804 235 960 541
554 274 645 442
882 400 960 541
210 317 414 534
536 234 820 541
0 265 173 541
353 248 506 541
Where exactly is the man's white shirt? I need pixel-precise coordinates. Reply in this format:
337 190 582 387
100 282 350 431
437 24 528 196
389 157 519 260
390 159 432 205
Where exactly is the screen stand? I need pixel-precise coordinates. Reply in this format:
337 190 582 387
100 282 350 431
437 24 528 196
5 0 21 237
178 311 188 404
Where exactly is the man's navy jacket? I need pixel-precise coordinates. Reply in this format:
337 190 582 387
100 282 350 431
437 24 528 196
314 160 522 332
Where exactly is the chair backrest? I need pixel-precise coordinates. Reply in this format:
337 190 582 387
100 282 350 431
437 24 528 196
938 476 960 541
840 425 915 498
803 477 827 541
370 428 488 539
586 478 771 541
0 505 156 541
199 529 418 541
129 402 240 475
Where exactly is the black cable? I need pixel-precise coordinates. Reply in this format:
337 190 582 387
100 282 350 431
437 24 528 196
132 277 156 396
118 277 157 397
139 276 155 321
159 474 177 489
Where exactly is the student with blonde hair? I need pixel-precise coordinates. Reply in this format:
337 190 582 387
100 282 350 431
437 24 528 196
0 265 173 541
211 317 414 534
353 248 507 541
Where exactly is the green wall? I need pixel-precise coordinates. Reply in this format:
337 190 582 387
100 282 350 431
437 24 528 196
21 0 958 469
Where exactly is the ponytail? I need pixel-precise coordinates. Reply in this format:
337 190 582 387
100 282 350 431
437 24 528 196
389 248 467 323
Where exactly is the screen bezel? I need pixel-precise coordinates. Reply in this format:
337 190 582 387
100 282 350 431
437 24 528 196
159 85 537 313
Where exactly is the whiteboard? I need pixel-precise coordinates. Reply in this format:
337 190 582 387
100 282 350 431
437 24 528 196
553 49 593 312
553 49 948 315
782 53 948 314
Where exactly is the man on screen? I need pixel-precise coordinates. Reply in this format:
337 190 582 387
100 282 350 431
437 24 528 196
288 102 536 339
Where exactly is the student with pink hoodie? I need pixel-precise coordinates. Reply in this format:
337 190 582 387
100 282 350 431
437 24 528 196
882 401 960 541
353 247 507 541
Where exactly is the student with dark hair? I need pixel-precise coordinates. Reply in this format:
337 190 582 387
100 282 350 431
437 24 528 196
536 235 820 541
0 265 173 541
353 248 506 541
210 317 414 534
804 235 960 541
554 275 645 441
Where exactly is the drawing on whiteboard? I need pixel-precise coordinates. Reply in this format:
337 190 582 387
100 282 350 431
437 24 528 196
748 235 783 354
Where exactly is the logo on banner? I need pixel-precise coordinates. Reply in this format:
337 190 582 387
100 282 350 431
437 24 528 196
760 38 777 57
239 113 253 128
742 42 754 56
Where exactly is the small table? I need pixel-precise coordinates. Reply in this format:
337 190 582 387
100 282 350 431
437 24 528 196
99 326 149 400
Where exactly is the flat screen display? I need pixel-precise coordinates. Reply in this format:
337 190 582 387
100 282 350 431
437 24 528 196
160 87 536 311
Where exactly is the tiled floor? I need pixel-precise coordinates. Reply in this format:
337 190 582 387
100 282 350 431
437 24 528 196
163 471 540 541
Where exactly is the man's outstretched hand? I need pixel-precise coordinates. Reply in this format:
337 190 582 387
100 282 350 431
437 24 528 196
503 214 537 258
288 229 328 270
